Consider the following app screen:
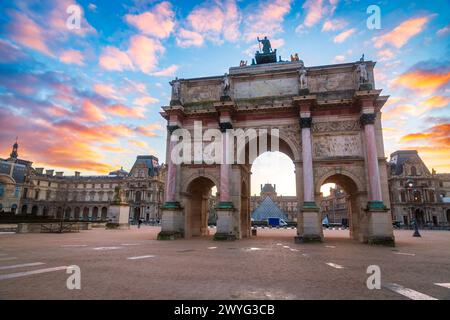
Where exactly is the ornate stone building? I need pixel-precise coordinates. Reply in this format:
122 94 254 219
159 40 395 245
1 142 166 222
320 186 349 225
250 183 298 221
0 140 29 214
388 150 450 227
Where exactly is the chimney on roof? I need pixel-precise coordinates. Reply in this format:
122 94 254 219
274 184 276 191
46 169 54 176
55 171 63 177
35 168 44 174
260 184 262 191
75 171 81 177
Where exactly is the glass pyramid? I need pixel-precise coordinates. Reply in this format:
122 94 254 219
251 196 288 221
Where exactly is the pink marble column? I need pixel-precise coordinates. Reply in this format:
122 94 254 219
164 126 178 203
300 117 315 204
219 131 231 203
361 113 383 202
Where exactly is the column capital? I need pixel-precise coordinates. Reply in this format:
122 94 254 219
219 122 233 132
299 117 312 129
360 113 376 126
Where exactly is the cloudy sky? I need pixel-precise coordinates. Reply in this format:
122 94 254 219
0 0 449 196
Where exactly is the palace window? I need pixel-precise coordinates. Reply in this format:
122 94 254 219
411 166 417 176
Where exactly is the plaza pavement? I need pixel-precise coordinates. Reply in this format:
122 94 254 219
0 226 449 300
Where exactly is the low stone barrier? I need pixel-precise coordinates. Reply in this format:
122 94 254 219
16 222 93 233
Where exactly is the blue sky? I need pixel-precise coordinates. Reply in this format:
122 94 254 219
0 0 449 196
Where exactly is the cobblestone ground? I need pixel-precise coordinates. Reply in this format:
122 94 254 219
0 226 449 300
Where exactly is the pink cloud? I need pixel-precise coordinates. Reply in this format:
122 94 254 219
125 1 175 39
99 46 134 71
177 0 240 47
244 0 292 41
303 0 324 28
106 104 145 119
80 99 105 122
437 24 450 36
176 28 204 47
322 18 347 32
151 64 179 77
60 49 85 65
374 16 432 49
133 96 159 107
333 28 356 43
7 11 53 57
128 35 165 74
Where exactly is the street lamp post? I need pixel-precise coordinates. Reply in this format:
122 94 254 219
407 180 421 237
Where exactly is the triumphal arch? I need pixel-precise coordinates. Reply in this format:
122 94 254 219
159 39 395 246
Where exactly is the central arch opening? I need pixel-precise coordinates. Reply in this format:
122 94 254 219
185 176 217 238
241 129 299 239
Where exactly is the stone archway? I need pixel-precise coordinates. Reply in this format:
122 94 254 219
184 176 216 238
158 53 395 246
317 173 363 241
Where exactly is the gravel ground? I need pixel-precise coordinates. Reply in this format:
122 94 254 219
0 226 449 300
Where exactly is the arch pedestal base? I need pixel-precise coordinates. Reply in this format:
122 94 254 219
295 205 324 243
158 205 184 240
214 206 237 240
363 207 395 247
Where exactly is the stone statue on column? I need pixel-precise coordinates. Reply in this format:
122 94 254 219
298 63 309 95
220 73 231 101
169 77 181 105
112 185 126 204
356 55 372 90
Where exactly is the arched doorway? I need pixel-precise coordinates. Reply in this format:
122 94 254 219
74 207 80 220
42 206 48 216
184 176 217 238
318 173 362 241
31 205 38 215
21 205 28 215
64 207 71 219
92 207 98 220
56 207 63 219
83 207 89 220
134 207 140 222
101 207 108 220
414 209 425 227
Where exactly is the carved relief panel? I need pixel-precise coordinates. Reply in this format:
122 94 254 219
313 134 362 158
